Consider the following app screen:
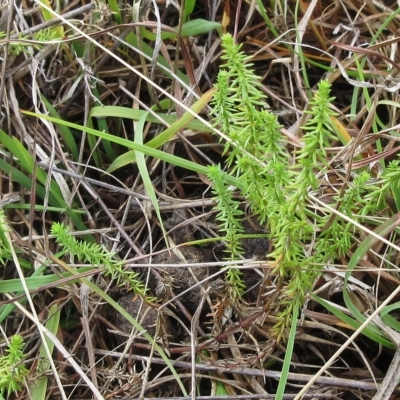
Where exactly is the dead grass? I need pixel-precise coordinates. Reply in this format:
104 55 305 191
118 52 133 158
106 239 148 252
1 0 400 399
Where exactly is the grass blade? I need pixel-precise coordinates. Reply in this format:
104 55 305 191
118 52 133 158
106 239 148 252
343 214 400 337
31 304 61 400
134 112 167 241
106 88 216 172
275 298 299 400
22 110 240 188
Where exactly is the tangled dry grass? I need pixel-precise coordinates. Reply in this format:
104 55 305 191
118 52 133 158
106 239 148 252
1 0 400 399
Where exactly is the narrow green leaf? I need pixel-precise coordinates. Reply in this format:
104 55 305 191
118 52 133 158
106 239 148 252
380 302 400 333
107 88 216 172
0 131 90 239
134 112 167 241
313 295 394 349
105 150 137 174
215 381 228 395
32 304 61 400
90 105 214 132
146 88 216 149
255 0 279 38
0 131 64 205
41 95 78 161
0 268 95 293
275 298 299 400
138 19 221 40
0 159 48 201
107 0 121 23
343 213 400 338
22 110 240 189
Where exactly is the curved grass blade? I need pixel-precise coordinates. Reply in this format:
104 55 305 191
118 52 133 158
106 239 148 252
89 106 213 133
134 112 167 241
0 131 88 235
312 295 394 349
107 0 121 23
380 302 400 333
106 87 216 172
343 213 400 340
184 0 196 19
22 111 240 189
255 0 279 38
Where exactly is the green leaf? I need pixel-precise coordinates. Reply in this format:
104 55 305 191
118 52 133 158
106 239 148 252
139 19 221 40
313 295 394 349
0 159 48 201
107 0 121 23
37 0 63 38
41 95 78 161
134 112 167 241
380 302 400 333
275 297 299 400
0 131 64 205
32 304 61 400
255 0 279 38
0 131 91 239
184 0 196 18
343 214 400 339
22 110 240 189
89 105 213 131
106 88 216 172
0 270 89 293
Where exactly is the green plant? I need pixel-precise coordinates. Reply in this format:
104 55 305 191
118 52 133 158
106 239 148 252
0 335 28 400
208 32 400 355
204 34 400 399
208 34 354 339
51 222 155 301
24 31 400 347
207 164 246 299
0 28 61 56
0 130 92 241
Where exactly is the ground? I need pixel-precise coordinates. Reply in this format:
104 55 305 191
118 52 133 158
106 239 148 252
1 0 400 399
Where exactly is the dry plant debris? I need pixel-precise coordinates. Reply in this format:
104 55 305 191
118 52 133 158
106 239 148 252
1 0 400 399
